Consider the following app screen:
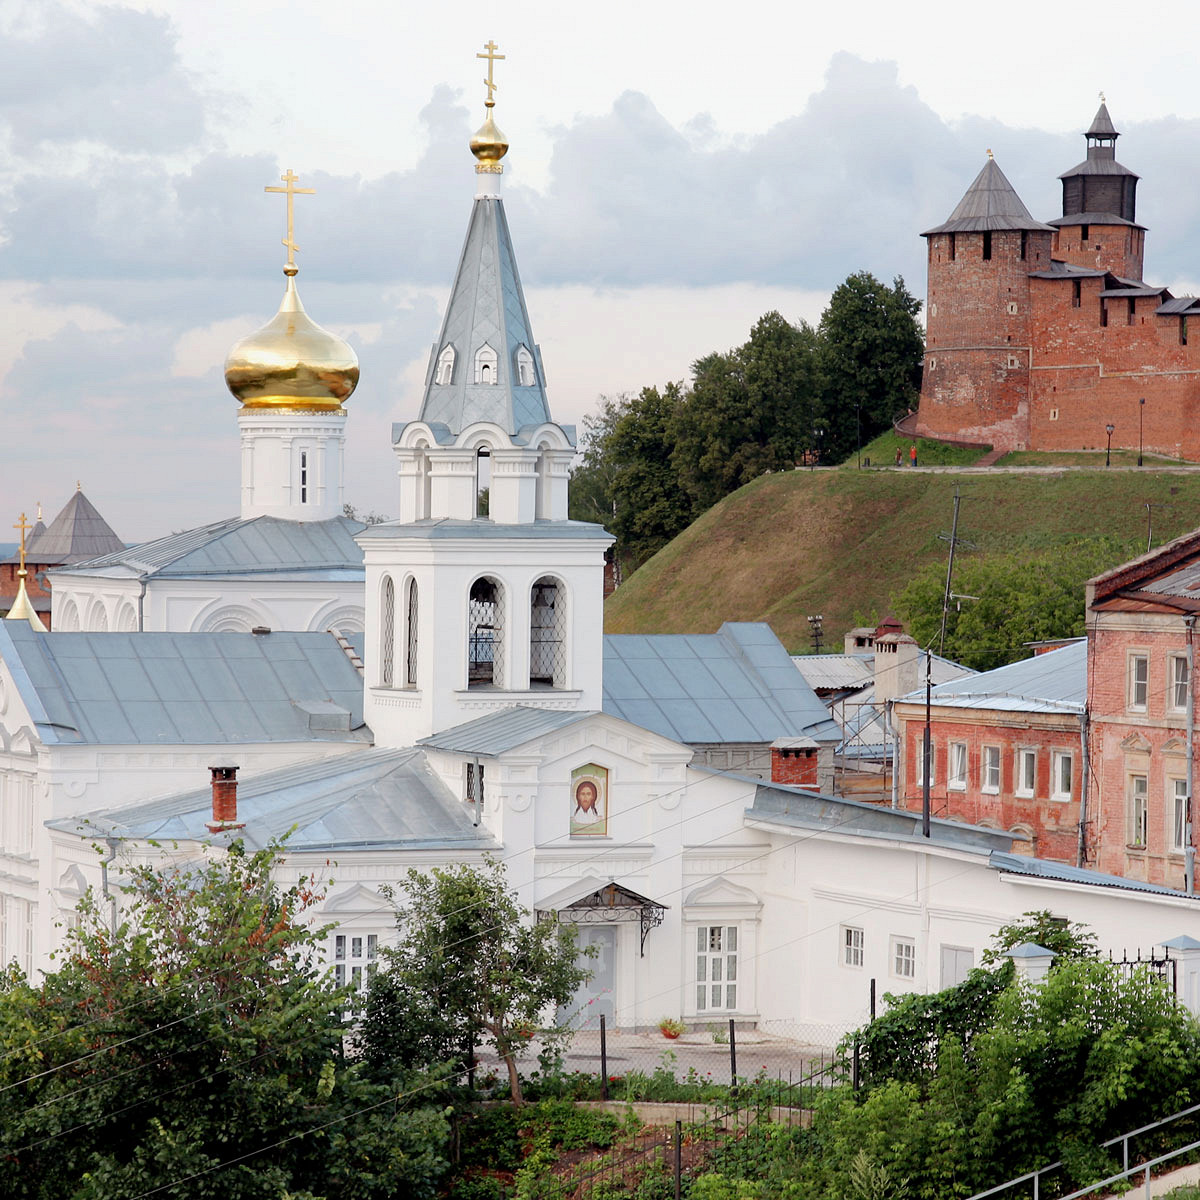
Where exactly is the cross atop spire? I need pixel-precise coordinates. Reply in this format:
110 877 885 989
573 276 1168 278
13 512 31 573
477 39 505 107
265 169 316 276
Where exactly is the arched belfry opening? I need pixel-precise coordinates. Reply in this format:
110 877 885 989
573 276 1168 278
530 576 567 688
468 576 505 687
380 576 396 686
476 446 491 517
404 577 419 687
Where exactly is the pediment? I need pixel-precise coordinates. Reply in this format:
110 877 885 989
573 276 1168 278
56 863 89 898
684 878 762 912
1162 737 1188 755
1119 731 1153 754
1 723 39 758
323 883 393 915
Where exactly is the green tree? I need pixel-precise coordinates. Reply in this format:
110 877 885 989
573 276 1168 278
816 272 923 464
672 312 819 512
982 909 1099 965
895 538 1137 669
568 394 626 526
0 842 450 1200
360 859 592 1105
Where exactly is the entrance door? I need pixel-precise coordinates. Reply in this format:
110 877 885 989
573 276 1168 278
561 925 616 1029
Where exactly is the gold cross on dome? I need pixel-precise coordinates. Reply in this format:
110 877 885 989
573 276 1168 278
265 169 315 272
13 512 31 571
477 40 505 106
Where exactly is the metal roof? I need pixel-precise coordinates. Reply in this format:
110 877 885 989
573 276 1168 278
990 851 1194 898
56 515 366 580
897 640 1086 714
744 781 1014 852
417 194 554 436
49 748 496 853
1028 261 1107 280
923 157 1055 235
1049 211 1143 229
1136 557 1200 599
791 654 874 692
419 707 596 755
1157 298 1200 316
0 622 369 746
356 518 611 543
23 491 125 564
1058 158 1139 179
603 623 841 746
1087 102 1119 139
1100 285 1167 298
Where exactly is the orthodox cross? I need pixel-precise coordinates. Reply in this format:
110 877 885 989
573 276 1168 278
477 40 505 106
265 169 315 272
13 512 31 572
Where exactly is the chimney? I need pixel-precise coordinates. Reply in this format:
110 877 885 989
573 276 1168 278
207 765 244 833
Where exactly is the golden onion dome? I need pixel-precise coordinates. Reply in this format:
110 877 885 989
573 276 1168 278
470 108 509 169
224 272 359 411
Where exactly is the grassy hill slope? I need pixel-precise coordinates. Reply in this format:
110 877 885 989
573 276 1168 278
603 467 1200 652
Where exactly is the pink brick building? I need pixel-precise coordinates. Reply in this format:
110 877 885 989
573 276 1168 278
1086 534 1200 887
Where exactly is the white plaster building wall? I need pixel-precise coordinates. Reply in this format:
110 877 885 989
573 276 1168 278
239 410 346 521
52 576 366 634
363 534 608 748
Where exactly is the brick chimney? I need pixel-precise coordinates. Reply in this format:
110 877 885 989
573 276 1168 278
207 765 244 833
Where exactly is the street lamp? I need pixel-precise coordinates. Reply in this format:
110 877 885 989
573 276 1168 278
1138 397 1145 467
1105 423 1115 467
811 428 824 471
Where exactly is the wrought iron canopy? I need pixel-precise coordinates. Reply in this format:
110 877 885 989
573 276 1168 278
536 881 667 957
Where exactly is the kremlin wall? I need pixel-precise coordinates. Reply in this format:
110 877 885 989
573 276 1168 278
916 103 1200 458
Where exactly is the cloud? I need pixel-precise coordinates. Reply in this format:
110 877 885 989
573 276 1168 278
0 2 207 155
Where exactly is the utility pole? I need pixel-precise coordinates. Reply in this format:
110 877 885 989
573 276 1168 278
937 487 975 654
807 613 824 654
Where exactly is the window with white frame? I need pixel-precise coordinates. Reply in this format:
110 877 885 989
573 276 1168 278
474 343 498 385
915 739 935 785
1170 655 1190 713
1129 653 1149 711
1129 774 1148 847
842 925 864 968
332 932 379 993
695 925 738 1011
1016 749 1036 797
1051 752 1073 802
465 761 485 806
949 742 967 790
1172 778 1189 853
981 745 1000 793
892 937 916 979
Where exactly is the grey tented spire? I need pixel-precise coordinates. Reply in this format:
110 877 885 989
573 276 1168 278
922 156 1054 235
1087 102 1119 140
418 196 552 436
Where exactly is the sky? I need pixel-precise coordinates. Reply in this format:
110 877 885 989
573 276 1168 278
4 0 1200 539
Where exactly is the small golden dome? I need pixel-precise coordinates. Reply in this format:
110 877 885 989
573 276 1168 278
470 109 509 168
224 274 359 411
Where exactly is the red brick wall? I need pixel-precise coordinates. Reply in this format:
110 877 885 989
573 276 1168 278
1052 222 1145 280
1086 619 1197 887
771 746 819 787
896 710 1083 863
918 229 1053 451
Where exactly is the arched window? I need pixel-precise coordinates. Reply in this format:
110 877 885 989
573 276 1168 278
468 577 505 687
476 447 491 517
58 599 80 631
380 576 395 687
474 343 498 385
515 344 535 387
535 441 551 520
435 345 455 385
416 445 432 520
404 578 419 688
116 603 138 632
91 604 109 633
299 449 309 504
530 576 567 688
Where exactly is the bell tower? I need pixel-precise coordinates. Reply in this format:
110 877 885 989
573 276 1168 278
359 43 612 749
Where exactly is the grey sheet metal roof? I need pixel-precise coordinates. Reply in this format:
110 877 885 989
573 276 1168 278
791 654 874 692
419 707 597 755
1049 212 1143 229
1058 158 1139 179
1087 101 1118 139
604 622 840 746
1157 297 1200 316
417 194 554 436
1100 285 1167 298
1028 262 1107 280
55 515 366 580
990 851 1193 898
49 748 495 853
923 158 1055 235
0 622 370 745
898 640 1085 714
356 518 611 543
23 491 125 564
745 781 1013 852
1135 557 1200 599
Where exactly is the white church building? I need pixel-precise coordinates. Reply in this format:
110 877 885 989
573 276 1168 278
4 55 1200 1038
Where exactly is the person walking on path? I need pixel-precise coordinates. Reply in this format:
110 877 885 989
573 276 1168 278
894 447 903 467
909 442 918 468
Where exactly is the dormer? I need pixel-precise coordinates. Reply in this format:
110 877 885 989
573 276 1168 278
435 345 456 386
475 343 499 385
515 344 536 387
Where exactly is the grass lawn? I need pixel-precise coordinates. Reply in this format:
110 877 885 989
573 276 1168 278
852 429 988 468
997 448 1195 467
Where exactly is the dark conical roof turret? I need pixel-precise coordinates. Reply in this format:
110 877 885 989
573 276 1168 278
1087 101 1118 140
1056 99 1140 227
923 155 1054 236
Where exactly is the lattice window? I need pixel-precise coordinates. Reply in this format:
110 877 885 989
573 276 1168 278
404 578 418 688
380 576 395 686
333 932 379 994
530 576 567 687
695 925 738 1011
468 577 504 687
